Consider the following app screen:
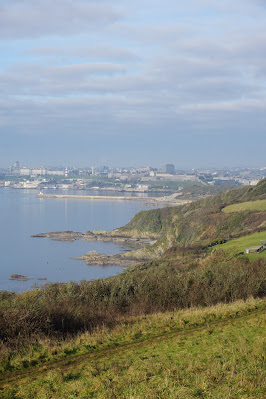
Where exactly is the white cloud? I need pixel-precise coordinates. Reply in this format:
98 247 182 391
0 0 122 39
179 98 266 112
23 45 140 62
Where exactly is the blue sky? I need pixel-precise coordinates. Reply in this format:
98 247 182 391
0 0 265 168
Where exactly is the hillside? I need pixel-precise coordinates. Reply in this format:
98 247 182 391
117 178 266 255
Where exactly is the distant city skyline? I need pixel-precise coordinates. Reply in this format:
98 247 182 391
3 160 266 174
1 1 266 168
2 160 264 192
1 159 266 171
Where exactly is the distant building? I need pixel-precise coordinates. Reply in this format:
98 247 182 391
31 167 46 176
152 174 200 182
162 164 175 174
46 170 64 176
19 168 31 176
12 161 21 175
136 184 149 192
246 240 266 254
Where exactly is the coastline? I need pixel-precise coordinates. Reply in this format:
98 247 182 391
32 194 190 267
32 230 157 267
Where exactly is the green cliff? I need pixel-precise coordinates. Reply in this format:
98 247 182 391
118 178 266 255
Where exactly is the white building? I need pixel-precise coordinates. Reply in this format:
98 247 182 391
19 168 31 176
46 170 64 176
31 167 46 176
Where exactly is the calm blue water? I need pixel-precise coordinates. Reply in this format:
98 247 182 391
0 188 156 292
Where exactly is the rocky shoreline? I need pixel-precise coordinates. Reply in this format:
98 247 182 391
73 250 150 267
32 230 156 266
32 230 156 245
31 194 188 268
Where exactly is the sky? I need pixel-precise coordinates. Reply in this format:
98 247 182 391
0 0 266 169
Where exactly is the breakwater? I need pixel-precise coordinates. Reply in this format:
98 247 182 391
37 193 151 202
36 193 190 206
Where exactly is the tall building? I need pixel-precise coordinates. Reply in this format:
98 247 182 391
162 164 175 174
12 161 21 175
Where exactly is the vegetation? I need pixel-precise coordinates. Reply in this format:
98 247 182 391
176 183 239 200
0 298 265 398
222 199 266 213
0 179 266 397
119 178 266 253
0 251 265 351
214 231 266 260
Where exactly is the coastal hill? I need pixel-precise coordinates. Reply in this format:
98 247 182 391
117 178 266 255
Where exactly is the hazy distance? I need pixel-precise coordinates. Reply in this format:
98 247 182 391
0 0 266 168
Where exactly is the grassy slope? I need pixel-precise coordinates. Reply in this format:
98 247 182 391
176 183 239 200
222 199 266 213
0 298 265 398
214 231 266 260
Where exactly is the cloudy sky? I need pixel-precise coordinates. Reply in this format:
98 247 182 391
0 0 266 168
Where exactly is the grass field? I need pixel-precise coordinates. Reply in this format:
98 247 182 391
222 199 266 213
0 298 265 398
214 231 266 260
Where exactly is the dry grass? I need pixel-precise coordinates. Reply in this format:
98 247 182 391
0 297 265 374
1 298 265 398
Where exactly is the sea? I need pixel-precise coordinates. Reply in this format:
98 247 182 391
0 188 158 293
